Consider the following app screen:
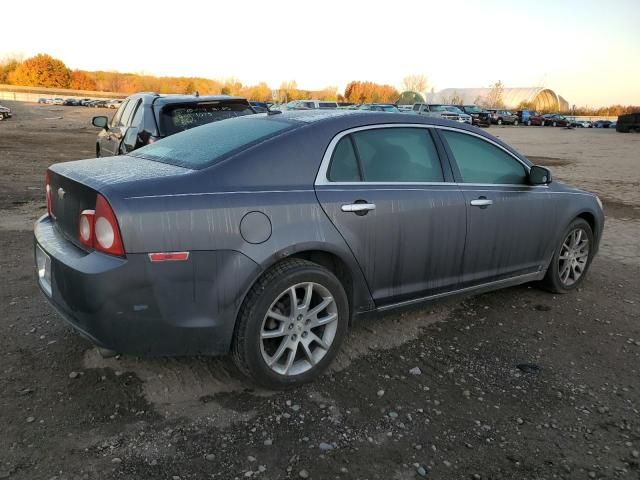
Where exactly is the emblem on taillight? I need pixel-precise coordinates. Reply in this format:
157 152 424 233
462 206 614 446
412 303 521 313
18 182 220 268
57 187 66 200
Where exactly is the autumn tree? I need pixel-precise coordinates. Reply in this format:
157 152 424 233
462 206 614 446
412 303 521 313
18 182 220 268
8 54 70 88
69 70 96 90
0 56 21 84
344 81 399 104
478 80 505 108
401 74 429 97
242 82 272 101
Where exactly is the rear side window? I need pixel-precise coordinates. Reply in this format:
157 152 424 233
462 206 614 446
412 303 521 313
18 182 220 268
440 130 528 184
328 137 360 182
160 102 254 136
352 128 443 182
130 117 295 169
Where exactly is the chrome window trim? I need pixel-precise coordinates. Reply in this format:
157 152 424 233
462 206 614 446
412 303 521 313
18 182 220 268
315 123 445 186
315 123 538 188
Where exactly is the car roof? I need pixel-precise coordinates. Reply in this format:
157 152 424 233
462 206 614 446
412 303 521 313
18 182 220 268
126 93 248 106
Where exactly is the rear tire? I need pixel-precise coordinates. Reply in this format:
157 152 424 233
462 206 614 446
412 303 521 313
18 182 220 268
232 258 349 389
541 218 594 294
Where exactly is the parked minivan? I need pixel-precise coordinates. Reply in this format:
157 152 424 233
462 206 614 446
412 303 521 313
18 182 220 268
92 93 255 157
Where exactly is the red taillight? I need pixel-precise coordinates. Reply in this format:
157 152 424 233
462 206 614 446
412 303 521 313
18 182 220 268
77 194 125 256
78 210 95 247
45 171 53 217
94 194 125 256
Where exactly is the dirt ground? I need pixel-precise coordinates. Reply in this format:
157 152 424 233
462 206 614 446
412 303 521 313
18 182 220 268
0 101 639 480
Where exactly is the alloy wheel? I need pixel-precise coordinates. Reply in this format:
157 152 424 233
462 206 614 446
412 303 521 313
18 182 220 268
260 282 338 376
558 228 590 287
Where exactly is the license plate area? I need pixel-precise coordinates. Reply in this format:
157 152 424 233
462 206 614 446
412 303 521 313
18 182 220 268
36 244 52 297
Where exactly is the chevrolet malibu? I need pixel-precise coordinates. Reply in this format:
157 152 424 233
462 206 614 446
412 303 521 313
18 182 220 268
34 111 604 388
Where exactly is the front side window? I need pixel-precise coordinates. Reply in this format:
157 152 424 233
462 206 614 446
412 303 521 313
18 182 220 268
440 130 528 185
118 100 138 127
351 128 444 182
110 100 129 127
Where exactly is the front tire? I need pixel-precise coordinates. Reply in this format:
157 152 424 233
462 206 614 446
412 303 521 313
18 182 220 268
513 119 519 126
497 118 503 125
542 218 594 293
232 259 349 389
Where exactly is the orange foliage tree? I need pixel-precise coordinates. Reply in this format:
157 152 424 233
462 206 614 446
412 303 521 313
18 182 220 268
344 81 399 104
8 54 70 88
69 70 96 90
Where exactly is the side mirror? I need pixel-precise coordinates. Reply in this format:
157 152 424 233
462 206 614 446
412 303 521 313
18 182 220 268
92 116 108 129
529 165 552 185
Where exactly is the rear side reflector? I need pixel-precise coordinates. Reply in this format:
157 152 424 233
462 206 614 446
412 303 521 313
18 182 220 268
148 252 190 262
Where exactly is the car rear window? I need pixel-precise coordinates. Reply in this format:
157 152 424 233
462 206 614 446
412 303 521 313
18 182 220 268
159 101 254 136
130 116 295 169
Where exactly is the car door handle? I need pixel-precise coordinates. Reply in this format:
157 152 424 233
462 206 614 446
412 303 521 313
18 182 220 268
341 203 376 213
470 199 493 207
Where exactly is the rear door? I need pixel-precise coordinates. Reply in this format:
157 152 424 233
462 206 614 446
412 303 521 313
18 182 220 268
315 125 467 306
437 128 554 286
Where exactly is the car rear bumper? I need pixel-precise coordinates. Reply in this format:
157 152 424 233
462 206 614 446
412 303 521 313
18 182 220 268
34 215 260 356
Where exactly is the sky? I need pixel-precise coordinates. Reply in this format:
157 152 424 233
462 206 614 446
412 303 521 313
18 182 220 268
2 0 639 106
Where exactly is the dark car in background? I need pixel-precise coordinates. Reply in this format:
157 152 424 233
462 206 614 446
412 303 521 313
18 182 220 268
458 105 491 127
616 112 640 132
487 109 519 125
92 93 255 157
36 110 603 388
531 114 571 127
593 120 612 128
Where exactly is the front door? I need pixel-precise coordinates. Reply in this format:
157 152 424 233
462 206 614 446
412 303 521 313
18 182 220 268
315 126 467 306
438 129 555 286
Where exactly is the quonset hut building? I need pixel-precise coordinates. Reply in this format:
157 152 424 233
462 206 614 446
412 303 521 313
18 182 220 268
433 87 570 112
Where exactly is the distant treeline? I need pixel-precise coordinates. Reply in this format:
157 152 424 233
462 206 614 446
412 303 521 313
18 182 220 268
0 53 398 104
0 53 637 112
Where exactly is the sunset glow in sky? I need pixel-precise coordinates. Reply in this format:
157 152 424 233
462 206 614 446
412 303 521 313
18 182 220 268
3 0 639 106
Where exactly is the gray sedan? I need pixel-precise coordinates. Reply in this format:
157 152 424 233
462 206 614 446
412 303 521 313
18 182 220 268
34 111 604 388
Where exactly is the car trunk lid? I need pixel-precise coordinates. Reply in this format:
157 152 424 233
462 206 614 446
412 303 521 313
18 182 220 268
47 156 191 249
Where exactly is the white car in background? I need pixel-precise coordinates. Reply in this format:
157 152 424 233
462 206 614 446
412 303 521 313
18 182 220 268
442 105 473 125
286 100 338 110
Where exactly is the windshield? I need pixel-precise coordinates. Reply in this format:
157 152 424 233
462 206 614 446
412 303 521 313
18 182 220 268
160 101 254 136
381 105 399 112
445 106 463 113
463 105 482 113
429 105 448 112
131 116 296 169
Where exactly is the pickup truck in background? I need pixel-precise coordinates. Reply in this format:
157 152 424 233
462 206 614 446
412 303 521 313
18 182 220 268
411 103 461 122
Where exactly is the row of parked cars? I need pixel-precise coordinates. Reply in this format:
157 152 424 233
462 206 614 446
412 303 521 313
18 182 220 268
91 93 627 159
273 100 618 129
38 97 124 108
